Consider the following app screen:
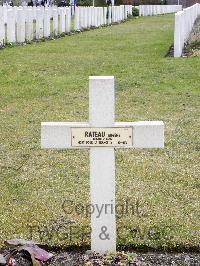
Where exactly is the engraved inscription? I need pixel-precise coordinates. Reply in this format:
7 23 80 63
71 127 133 147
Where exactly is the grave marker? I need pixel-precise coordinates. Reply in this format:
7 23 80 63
41 76 164 253
7 8 16 43
53 8 58 36
26 8 33 42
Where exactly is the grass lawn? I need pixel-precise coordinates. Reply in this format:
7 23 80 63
0 14 199 250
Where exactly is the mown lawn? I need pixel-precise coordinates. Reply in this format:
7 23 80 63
0 14 199 250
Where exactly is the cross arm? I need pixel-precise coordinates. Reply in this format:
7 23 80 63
41 121 164 149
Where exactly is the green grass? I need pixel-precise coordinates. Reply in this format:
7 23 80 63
0 15 199 250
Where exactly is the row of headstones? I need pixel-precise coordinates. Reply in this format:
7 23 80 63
74 5 132 31
0 5 132 45
0 6 72 44
174 3 200 57
139 5 182 16
0 5 72 24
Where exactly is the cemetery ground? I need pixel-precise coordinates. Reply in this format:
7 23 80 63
0 14 200 265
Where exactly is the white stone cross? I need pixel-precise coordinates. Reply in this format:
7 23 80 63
41 76 164 254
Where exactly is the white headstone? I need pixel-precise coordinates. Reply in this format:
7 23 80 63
26 8 33 41
17 8 25 43
65 7 71 33
44 8 50 38
41 76 164 254
7 8 16 43
0 7 5 46
108 6 112 24
74 7 80 31
36 8 43 39
59 7 65 34
53 8 58 36
103 7 107 25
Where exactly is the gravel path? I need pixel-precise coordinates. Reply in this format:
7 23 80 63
2 249 200 266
